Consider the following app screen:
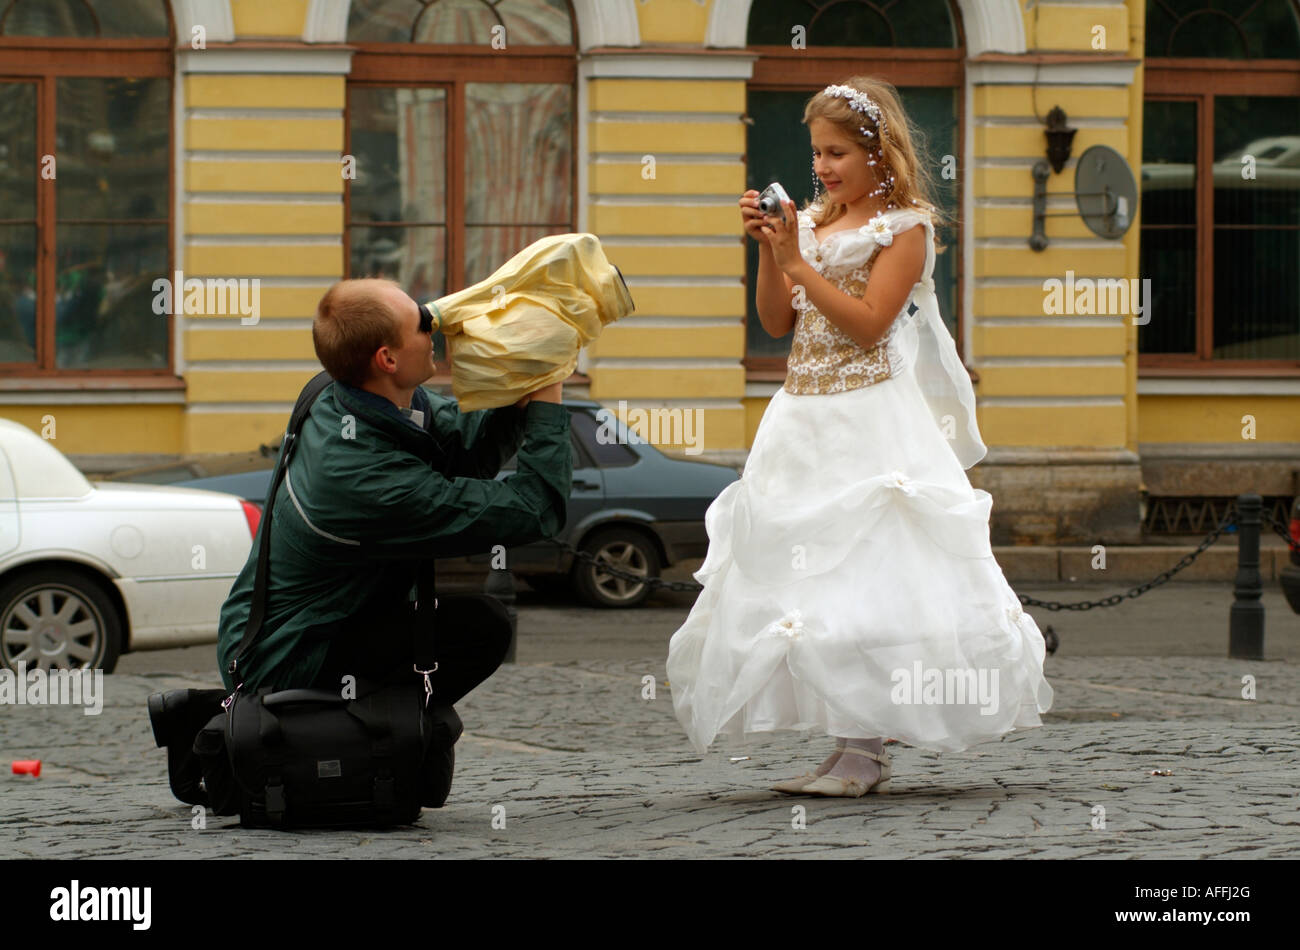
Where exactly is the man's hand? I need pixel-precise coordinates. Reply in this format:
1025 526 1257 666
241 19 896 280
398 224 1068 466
513 381 563 408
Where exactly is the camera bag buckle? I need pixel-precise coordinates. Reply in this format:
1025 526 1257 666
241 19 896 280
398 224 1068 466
414 664 439 708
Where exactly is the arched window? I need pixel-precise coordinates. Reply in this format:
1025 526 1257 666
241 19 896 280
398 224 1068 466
0 0 173 375
345 0 577 368
743 0 963 377
1141 0 1300 367
347 0 572 44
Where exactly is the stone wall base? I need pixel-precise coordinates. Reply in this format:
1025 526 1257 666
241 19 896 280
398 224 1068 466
969 449 1144 545
1139 443 1300 498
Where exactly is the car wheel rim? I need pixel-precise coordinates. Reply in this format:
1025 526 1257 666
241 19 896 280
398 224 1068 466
591 542 648 602
1 585 105 672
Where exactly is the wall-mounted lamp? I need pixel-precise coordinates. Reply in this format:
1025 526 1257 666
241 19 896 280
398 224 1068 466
1030 144 1138 252
1043 105 1076 174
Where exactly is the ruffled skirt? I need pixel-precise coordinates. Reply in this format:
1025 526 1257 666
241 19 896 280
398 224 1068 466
665 369 1054 753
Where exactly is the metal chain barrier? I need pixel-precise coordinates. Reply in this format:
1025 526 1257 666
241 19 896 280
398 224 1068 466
546 538 705 593
1265 509 1298 551
1015 512 1237 612
544 502 1296 607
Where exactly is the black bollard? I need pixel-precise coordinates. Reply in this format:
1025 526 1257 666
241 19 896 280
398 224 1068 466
1229 493 1265 660
484 565 519 663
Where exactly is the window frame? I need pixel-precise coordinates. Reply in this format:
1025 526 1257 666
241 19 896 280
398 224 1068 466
345 43 578 381
743 35 967 380
1142 56 1300 374
0 28 176 384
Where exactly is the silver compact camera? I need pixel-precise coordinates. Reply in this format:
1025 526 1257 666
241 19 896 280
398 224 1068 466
757 182 791 216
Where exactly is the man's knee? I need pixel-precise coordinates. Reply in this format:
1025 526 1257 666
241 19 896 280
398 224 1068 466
440 593 512 662
467 594 513 664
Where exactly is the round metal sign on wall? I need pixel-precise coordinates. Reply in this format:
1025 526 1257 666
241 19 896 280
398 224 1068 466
1074 145 1138 239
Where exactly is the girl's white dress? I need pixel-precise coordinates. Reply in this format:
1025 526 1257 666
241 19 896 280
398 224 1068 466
666 207 1054 754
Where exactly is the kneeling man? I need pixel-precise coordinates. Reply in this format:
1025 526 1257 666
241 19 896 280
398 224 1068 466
217 278 570 704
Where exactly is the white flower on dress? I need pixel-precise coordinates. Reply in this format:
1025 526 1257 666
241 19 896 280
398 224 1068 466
1005 602 1025 625
866 213 893 246
773 610 805 640
889 469 916 496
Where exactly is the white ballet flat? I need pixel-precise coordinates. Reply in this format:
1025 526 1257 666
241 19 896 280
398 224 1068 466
800 746 892 797
771 771 823 794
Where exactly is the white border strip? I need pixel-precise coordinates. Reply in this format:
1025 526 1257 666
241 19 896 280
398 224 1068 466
1139 378 1300 396
969 61 1138 86
580 52 756 80
177 48 354 74
0 391 188 405
186 402 296 412
980 396 1125 406
981 357 1125 366
187 360 323 371
593 359 740 369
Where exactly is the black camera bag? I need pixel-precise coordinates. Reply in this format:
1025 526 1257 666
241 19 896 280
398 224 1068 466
218 680 460 827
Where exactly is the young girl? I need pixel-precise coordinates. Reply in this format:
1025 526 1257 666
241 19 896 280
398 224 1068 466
666 77 1054 797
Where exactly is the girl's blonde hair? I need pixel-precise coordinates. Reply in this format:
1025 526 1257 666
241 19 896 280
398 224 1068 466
802 75 949 250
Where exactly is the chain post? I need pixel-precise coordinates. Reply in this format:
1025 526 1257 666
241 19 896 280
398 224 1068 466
1229 493 1265 660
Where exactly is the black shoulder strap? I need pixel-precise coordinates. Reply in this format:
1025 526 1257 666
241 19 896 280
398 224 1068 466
228 370 334 684
227 370 439 690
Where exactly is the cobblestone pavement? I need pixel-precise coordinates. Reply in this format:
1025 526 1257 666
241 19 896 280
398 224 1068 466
3 644 1298 858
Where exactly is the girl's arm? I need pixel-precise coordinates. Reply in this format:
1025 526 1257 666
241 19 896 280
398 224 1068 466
781 225 926 352
755 245 797 338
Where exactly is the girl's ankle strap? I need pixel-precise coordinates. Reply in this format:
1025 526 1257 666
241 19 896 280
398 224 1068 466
841 746 886 763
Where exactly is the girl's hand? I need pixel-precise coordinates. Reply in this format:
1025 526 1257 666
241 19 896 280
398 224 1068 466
739 190 766 241
760 199 800 273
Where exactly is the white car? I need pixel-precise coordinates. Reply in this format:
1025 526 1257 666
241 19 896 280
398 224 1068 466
0 418 255 674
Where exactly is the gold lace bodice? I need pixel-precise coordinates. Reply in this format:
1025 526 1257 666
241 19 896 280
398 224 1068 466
782 207 930 396
784 246 899 395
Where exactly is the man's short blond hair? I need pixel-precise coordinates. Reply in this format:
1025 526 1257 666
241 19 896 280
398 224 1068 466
312 278 403 386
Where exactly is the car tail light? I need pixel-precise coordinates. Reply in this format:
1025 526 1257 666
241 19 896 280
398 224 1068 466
1290 515 1300 553
241 500 262 538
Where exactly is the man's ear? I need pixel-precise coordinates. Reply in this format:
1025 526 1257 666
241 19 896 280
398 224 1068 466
371 344 397 378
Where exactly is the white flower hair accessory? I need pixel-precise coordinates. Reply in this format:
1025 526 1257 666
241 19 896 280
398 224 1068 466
822 84 896 203
823 84 888 141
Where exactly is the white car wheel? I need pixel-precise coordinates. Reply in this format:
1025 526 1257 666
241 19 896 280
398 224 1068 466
0 570 123 674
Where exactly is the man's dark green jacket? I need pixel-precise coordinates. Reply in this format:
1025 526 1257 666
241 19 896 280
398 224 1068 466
217 381 571 691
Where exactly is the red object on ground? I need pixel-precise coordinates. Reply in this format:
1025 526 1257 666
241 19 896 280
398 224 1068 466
12 760 41 776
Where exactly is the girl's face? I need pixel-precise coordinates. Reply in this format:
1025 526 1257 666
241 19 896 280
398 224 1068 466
809 117 877 205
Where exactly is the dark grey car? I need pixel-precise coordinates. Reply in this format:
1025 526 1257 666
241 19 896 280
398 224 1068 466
106 399 738 608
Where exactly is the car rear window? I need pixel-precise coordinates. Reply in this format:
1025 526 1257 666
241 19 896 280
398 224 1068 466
571 409 637 467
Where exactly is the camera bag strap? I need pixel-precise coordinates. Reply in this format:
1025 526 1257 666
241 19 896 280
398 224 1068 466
227 370 438 696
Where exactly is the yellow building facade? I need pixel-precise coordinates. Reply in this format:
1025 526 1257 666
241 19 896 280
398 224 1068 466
2 0 1297 545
